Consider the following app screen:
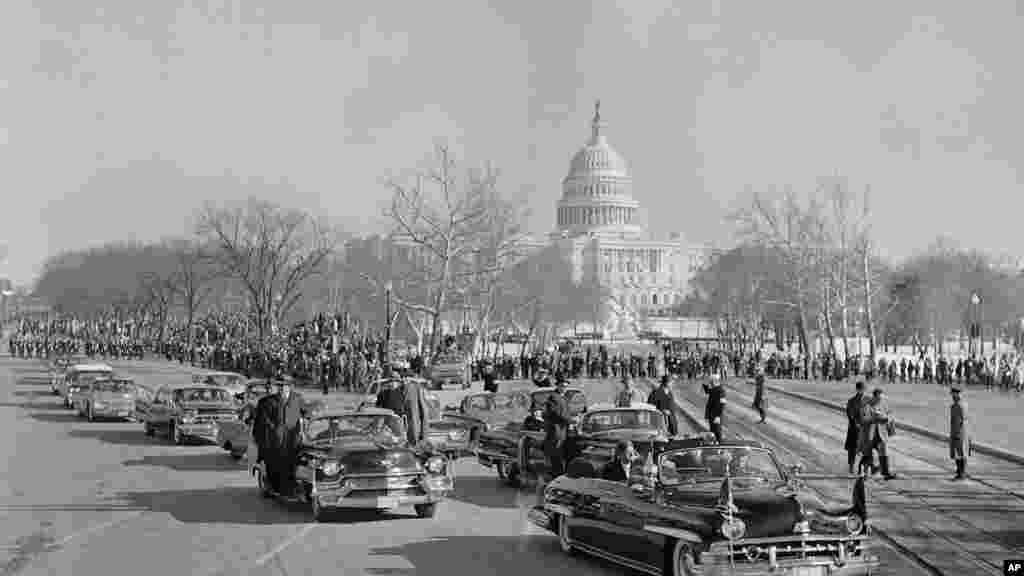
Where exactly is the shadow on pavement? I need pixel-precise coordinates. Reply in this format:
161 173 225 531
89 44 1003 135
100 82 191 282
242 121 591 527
123 452 241 472
14 390 54 398
448 475 524 509
17 376 53 386
116 487 310 524
366 536 609 576
68 428 154 446
27 411 81 424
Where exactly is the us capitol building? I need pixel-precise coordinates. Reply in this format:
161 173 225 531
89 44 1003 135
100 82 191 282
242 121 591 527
530 101 716 336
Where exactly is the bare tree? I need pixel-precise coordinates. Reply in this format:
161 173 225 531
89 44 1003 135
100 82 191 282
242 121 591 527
197 197 341 347
165 238 220 350
383 145 503 358
732 188 825 361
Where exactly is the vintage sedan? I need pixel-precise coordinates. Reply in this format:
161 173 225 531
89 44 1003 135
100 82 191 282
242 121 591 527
426 353 470 390
530 439 879 576
476 386 588 485
250 407 454 521
440 390 531 448
138 384 238 445
194 371 247 400
75 377 137 421
49 356 83 394
59 363 114 407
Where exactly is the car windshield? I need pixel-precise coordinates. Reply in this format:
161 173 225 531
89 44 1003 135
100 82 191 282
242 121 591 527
530 390 586 414
93 380 133 393
247 384 274 397
173 388 230 403
465 395 493 411
492 393 527 411
306 414 405 444
77 371 111 382
207 375 242 388
581 409 665 434
658 447 783 484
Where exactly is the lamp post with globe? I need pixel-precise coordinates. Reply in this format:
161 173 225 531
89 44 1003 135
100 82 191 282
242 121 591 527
970 292 981 357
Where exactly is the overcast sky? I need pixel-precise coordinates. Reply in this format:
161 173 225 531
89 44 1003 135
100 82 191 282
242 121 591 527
1 0 1022 285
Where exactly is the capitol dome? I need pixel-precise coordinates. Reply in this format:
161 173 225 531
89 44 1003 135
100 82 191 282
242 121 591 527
556 101 642 238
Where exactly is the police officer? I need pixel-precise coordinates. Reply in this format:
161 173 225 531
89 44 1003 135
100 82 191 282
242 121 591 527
703 373 726 442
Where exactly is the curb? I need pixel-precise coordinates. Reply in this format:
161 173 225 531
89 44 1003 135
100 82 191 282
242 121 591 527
761 381 1024 467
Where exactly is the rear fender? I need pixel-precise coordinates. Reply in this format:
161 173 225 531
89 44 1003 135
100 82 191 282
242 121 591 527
643 524 703 544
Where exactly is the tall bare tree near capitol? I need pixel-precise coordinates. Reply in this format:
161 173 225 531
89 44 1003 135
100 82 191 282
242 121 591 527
196 197 340 346
384 144 509 357
732 188 826 360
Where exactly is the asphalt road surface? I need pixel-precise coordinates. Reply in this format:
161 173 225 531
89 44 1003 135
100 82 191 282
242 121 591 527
0 356 932 576
0 357 631 576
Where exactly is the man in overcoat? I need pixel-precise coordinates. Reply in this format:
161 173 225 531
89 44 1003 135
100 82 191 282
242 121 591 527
845 381 868 474
752 367 766 423
949 387 970 480
252 383 282 491
702 374 726 442
647 375 678 435
542 378 571 478
274 380 305 496
860 388 897 480
401 377 429 446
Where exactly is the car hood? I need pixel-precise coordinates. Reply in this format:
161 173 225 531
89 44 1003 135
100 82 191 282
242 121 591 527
308 439 421 473
663 480 803 539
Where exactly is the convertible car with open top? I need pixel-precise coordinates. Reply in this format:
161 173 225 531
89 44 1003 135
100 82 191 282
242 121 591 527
530 438 878 576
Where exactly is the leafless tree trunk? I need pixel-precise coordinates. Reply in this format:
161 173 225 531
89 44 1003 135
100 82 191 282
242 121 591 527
197 197 340 349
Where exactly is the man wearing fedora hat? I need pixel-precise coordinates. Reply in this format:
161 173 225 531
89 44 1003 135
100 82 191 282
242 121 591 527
949 387 971 480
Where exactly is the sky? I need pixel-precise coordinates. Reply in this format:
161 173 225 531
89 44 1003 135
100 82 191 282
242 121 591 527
1 0 1022 285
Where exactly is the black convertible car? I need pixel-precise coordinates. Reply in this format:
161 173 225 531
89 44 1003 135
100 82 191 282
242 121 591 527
530 438 878 576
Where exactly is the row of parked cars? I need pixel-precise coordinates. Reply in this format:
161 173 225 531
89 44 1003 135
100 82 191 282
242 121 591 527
45 356 879 575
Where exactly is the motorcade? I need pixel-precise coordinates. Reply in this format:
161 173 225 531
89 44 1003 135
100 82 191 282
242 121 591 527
58 363 114 407
426 353 470 390
138 384 238 445
439 390 531 448
249 407 454 522
529 439 879 576
476 386 588 485
49 356 83 394
74 377 137 422
193 371 246 401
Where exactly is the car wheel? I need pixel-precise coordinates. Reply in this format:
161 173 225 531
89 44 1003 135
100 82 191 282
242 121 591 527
414 503 436 518
495 462 507 480
87 404 95 422
668 540 699 576
171 423 184 445
230 450 244 461
144 422 154 437
468 429 480 452
506 463 522 488
558 514 574 554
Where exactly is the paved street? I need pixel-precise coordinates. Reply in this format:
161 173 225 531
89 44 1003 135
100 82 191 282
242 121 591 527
0 357 630 576
761 377 1024 455
670 377 1024 576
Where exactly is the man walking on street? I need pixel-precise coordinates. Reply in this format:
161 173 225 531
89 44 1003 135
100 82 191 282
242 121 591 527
949 387 970 480
845 381 868 474
703 373 726 442
860 388 897 480
752 367 766 423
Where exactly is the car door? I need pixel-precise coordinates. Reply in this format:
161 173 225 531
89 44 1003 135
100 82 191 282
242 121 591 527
594 481 667 569
148 388 170 431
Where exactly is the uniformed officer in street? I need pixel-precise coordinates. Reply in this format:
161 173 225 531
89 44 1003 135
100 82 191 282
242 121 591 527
949 386 971 481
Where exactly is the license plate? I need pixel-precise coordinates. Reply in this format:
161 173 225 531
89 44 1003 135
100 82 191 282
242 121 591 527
375 496 400 508
791 567 826 576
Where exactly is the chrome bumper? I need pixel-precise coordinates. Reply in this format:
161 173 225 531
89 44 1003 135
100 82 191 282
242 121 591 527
528 506 557 533
91 405 135 419
179 422 219 442
702 537 879 576
699 560 877 575
314 475 453 509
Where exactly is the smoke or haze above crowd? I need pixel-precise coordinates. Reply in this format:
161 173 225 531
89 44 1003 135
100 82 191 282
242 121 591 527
1 0 1022 284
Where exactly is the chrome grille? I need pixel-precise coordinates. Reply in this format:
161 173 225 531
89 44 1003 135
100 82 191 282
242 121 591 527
710 538 865 565
347 476 420 491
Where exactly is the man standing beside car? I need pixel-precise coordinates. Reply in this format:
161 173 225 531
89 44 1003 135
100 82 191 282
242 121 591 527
543 378 571 478
273 380 305 496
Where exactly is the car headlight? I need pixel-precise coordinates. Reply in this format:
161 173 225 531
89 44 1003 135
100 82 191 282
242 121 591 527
320 461 342 476
181 411 197 424
425 456 446 474
845 514 864 535
448 429 467 441
720 517 746 540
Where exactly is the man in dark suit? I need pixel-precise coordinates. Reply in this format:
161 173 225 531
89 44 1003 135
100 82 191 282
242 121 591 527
482 362 498 393
702 375 726 442
845 381 868 474
647 375 678 435
600 440 639 482
401 377 429 446
376 378 405 415
252 385 282 491
273 380 305 496
542 378 571 478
